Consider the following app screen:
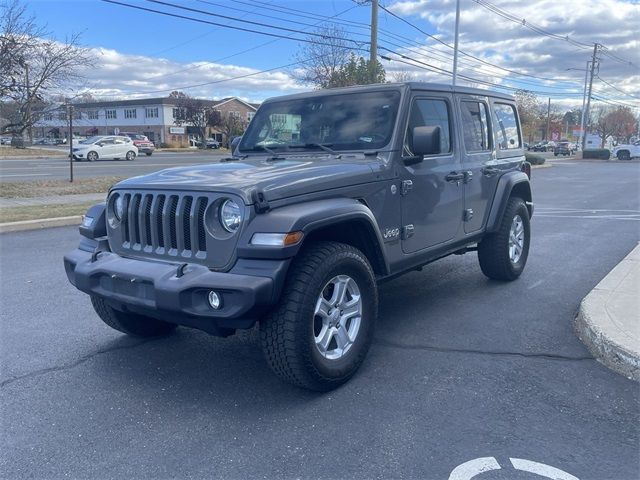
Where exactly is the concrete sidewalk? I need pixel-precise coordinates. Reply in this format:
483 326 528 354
576 243 640 381
0 192 105 208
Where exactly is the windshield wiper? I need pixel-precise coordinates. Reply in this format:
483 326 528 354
289 143 341 158
245 144 288 161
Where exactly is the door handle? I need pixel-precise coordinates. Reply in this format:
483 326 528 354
445 172 465 183
482 167 500 176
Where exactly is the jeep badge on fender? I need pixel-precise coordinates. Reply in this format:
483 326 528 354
64 82 533 391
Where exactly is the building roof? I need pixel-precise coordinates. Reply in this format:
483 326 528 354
70 96 259 109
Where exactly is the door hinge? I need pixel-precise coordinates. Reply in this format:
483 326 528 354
401 180 413 196
402 224 415 239
463 209 474 222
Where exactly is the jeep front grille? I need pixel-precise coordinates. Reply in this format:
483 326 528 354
119 192 210 258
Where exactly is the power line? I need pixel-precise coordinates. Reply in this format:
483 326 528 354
100 0 369 50
378 3 581 86
596 76 640 101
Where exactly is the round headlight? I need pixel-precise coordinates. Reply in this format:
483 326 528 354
114 194 125 221
220 199 242 232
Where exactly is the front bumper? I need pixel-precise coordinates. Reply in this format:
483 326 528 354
64 249 288 335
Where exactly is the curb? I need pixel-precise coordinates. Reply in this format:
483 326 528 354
0 215 81 233
574 247 640 382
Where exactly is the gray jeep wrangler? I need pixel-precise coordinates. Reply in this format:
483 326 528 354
64 83 533 391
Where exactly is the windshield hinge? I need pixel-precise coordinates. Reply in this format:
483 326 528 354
252 190 270 214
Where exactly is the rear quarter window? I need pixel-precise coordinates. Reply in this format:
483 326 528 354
492 103 521 150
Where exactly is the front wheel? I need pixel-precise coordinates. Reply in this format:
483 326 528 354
260 241 378 391
87 151 98 162
125 150 136 161
478 197 531 281
91 296 177 337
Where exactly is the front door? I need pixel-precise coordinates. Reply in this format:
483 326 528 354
457 97 496 233
400 95 463 254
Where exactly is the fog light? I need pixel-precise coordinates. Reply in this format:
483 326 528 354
208 291 221 309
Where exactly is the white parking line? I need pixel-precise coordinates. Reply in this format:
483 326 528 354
449 457 501 480
510 458 579 480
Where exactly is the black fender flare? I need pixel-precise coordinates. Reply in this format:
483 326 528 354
236 197 389 274
485 171 533 233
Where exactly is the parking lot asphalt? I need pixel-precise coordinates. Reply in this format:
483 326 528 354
1 161 639 479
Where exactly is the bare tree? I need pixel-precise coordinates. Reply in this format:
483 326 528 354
592 105 637 147
391 69 415 83
173 95 215 147
210 110 246 147
0 0 92 136
292 24 353 89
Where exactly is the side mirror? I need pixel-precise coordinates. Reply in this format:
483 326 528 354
230 136 241 152
412 125 441 157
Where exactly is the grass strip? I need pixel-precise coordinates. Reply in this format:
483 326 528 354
0 201 96 223
0 176 124 198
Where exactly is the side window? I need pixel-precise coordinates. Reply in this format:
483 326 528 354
493 103 521 150
404 98 451 156
460 101 490 152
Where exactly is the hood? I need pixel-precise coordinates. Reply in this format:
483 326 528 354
114 154 382 204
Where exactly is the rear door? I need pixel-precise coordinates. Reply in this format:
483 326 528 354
457 97 496 233
400 94 463 253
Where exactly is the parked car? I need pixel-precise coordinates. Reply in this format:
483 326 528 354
611 141 640 160
64 83 533 391
71 135 138 161
205 138 220 149
553 141 575 156
531 142 548 152
1 136 13 145
120 132 155 156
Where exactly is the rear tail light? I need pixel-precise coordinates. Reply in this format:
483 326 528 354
521 161 531 179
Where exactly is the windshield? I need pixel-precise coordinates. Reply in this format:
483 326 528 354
239 90 401 152
80 136 101 145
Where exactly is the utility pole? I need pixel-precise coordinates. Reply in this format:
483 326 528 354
583 43 600 149
452 0 461 86
25 64 32 144
546 97 551 141
68 104 74 183
578 61 590 150
370 0 378 83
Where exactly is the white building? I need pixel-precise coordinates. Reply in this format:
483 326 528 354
34 97 258 147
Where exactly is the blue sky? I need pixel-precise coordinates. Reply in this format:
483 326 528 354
33 0 380 70
24 0 640 106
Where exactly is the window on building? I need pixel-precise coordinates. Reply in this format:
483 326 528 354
230 110 241 118
403 98 452 156
58 111 67 121
74 110 82 120
105 109 117 119
44 113 53 121
247 111 255 122
145 107 158 118
172 108 185 119
460 101 490 152
88 110 99 120
493 103 521 150
124 108 137 119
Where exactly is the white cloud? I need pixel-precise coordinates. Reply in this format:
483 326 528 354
73 47 305 103
385 0 640 108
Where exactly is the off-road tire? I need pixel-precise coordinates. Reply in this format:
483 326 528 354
260 241 378 391
478 197 530 281
91 296 177 337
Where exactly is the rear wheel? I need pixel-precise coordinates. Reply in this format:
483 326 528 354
478 197 530 281
87 151 98 162
126 150 136 161
91 296 177 337
260 241 378 391
617 150 631 161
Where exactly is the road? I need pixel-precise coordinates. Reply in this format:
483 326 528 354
0 150 227 182
1 161 639 479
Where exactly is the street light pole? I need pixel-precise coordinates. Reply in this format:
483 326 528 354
68 104 74 183
578 61 590 150
583 43 600 150
452 0 461 86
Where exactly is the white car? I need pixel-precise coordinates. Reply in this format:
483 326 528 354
72 135 138 161
611 141 640 161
